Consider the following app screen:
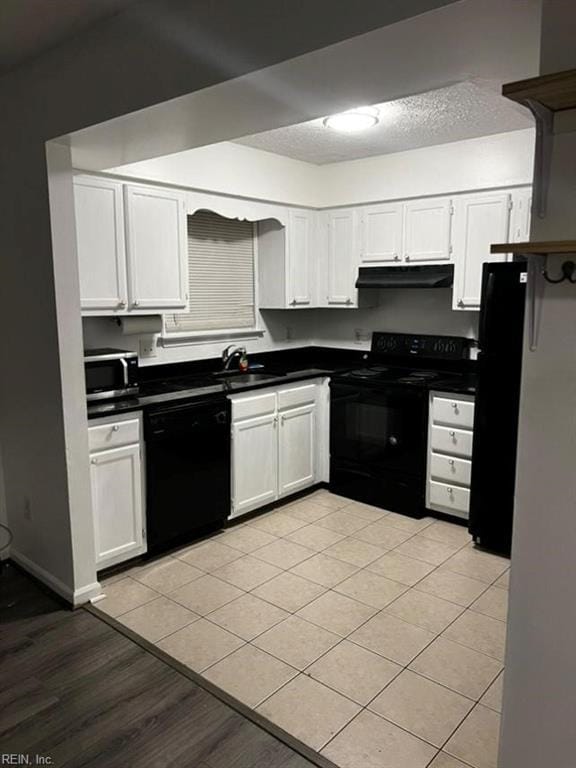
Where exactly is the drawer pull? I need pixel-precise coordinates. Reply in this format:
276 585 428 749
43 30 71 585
452 402 458 408
448 459 455 465
112 425 120 432
449 431 456 437
447 487 453 493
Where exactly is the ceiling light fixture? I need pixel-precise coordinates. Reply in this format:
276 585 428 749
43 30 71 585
323 106 380 133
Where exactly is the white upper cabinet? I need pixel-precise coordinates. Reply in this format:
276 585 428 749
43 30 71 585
452 191 512 311
258 208 315 309
287 209 313 307
403 197 452 263
74 176 188 316
360 203 403 263
324 209 359 307
74 176 128 312
124 185 188 311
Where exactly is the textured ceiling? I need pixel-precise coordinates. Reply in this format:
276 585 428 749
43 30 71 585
234 82 533 165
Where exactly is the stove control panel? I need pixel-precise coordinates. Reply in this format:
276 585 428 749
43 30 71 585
371 332 472 360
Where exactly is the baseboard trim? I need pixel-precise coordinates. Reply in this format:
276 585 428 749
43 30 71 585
10 549 74 603
74 580 102 606
9 549 101 607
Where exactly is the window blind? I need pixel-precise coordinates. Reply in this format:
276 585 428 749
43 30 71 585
165 210 256 334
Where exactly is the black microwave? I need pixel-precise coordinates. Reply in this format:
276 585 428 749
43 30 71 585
84 348 139 401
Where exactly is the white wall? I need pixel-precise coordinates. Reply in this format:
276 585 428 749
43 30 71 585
107 129 535 210
318 129 534 207
84 288 478 367
0 441 9 559
499 2 576 766
309 289 478 349
107 142 321 208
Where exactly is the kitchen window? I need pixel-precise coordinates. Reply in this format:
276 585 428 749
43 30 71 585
164 210 257 339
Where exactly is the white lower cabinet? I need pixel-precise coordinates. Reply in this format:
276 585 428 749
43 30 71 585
88 412 146 569
229 379 328 519
278 404 315 496
232 413 278 516
426 391 475 520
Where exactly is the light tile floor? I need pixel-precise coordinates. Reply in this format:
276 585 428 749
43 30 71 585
96 490 510 768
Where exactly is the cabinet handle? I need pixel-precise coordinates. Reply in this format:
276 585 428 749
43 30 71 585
118 300 127 308
448 459 455 466
451 402 458 408
449 431 456 437
133 300 140 307
112 425 120 432
447 487 453 493
346 298 352 305
405 255 410 262
393 254 400 261
91 458 97 465
457 299 465 308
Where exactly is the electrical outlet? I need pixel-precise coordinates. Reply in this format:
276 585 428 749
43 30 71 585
139 337 157 358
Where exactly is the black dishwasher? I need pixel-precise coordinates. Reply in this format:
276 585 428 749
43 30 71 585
145 397 231 555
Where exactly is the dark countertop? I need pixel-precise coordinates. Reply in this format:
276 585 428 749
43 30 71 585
86 345 477 420
87 367 334 420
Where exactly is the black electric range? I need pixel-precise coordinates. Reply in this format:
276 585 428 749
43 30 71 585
329 332 476 518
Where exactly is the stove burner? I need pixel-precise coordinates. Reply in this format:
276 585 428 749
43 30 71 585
347 366 389 379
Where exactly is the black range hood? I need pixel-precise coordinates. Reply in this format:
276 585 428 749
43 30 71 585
356 264 454 289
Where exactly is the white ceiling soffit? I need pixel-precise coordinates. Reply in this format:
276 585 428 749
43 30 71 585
234 82 534 165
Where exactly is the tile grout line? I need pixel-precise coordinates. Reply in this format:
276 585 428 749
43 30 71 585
97 491 507 767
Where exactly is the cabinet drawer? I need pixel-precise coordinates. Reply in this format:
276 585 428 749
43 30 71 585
431 425 473 458
89 417 140 452
432 396 475 429
278 384 316 410
429 480 470 516
430 453 472 486
231 392 277 422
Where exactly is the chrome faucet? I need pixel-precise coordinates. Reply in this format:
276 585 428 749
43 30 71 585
222 345 247 370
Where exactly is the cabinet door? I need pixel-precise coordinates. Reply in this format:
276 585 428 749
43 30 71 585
278 403 316 497
326 209 358 307
90 443 145 568
360 203 403 264
74 176 128 312
231 414 278 517
124 185 188 311
511 188 532 242
287 209 313 307
452 192 511 311
404 197 452 263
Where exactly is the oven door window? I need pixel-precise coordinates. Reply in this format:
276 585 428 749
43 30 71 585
330 384 426 474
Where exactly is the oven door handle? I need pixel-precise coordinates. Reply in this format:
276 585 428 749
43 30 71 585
119 357 129 387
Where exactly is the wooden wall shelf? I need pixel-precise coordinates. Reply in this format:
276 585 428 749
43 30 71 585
491 241 576 255
503 69 576 112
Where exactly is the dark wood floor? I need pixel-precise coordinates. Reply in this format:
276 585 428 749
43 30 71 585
0 563 318 768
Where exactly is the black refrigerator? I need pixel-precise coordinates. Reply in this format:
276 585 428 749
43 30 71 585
469 261 527 555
